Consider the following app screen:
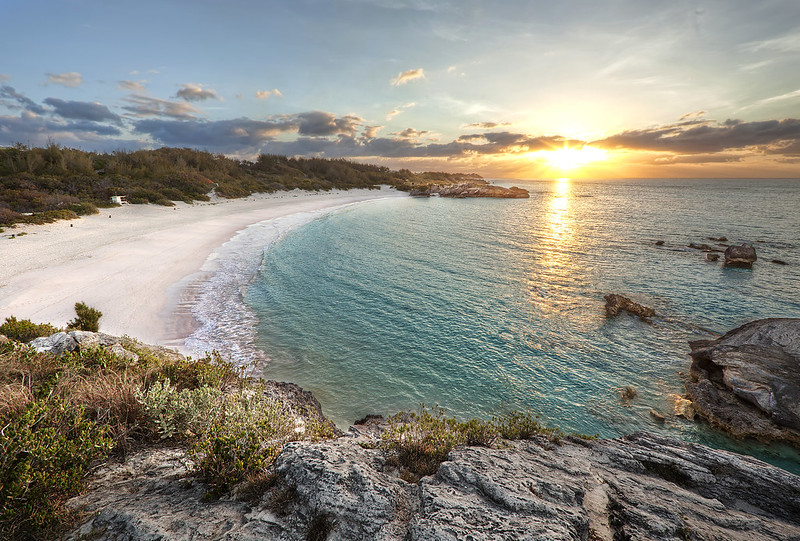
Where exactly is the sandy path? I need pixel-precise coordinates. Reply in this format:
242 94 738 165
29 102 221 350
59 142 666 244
0 188 401 347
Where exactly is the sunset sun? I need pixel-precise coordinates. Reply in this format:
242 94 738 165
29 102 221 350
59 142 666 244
540 145 608 171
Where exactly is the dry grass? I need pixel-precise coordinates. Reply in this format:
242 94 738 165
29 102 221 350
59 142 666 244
0 344 62 388
55 368 150 449
0 382 33 416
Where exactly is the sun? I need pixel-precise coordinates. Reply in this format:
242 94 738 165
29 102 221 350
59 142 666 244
539 145 608 171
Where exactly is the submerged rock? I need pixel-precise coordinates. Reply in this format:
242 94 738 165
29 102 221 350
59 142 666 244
687 318 800 445
67 431 800 540
604 294 656 321
724 243 758 268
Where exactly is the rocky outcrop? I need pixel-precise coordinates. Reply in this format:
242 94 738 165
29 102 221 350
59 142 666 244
724 243 758 268
410 181 529 198
28 331 140 363
687 318 800 445
603 294 656 321
67 430 800 540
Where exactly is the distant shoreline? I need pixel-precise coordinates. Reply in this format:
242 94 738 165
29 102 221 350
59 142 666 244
0 187 400 350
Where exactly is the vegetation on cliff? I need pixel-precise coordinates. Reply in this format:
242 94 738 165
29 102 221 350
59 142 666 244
0 143 482 226
0 317 335 539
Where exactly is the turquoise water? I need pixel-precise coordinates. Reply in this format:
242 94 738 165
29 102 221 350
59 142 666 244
236 179 799 470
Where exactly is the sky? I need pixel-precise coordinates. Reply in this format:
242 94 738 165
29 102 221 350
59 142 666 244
2 0 800 179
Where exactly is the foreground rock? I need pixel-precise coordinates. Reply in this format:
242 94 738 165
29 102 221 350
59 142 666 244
29 330 141 363
724 243 758 268
603 293 656 321
687 318 800 445
410 181 529 198
67 430 800 540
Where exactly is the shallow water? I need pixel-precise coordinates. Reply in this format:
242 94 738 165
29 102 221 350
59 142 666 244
196 179 800 472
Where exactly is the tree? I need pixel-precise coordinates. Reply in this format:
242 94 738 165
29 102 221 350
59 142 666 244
66 301 102 332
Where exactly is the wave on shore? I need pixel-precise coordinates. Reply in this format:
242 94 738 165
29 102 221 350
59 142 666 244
182 200 380 365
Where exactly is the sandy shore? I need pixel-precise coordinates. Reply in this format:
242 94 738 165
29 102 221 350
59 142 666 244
0 187 402 349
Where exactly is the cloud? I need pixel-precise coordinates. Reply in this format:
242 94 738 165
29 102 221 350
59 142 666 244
386 102 416 120
46 72 83 87
594 117 800 154
391 68 425 86
678 111 706 121
256 129 576 160
0 111 122 149
132 111 365 152
256 89 283 99
133 117 295 150
296 111 363 137
0 85 47 114
43 97 121 123
362 125 383 139
0 74 9 83
118 80 147 92
122 94 200 120
175 83 220 102
464 121 512 129
392 127 429 140
743 32 800 53
750 89 800 108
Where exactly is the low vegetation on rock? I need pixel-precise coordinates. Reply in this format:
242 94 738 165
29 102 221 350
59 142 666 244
379 406 563 482
0 319 335 539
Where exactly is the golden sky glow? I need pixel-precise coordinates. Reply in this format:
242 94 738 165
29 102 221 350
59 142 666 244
536 145 609 172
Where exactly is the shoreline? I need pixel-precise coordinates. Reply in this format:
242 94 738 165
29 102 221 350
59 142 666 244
0 187 403 351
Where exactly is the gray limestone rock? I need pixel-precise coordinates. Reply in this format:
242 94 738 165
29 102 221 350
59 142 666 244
27 331 140 363
28 331 78 354
687 318 800 443
67 431 800 541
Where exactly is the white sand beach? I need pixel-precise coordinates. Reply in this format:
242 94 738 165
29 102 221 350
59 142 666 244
0 187 402 349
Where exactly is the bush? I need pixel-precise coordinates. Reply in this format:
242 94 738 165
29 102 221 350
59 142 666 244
381 407 558 482
136 377 320 497
154 351 240 390
68 201 99 216
0 316 60 342
66 301 102 332
0 398 113 539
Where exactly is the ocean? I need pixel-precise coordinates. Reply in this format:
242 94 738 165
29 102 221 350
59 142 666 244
187 178 800 472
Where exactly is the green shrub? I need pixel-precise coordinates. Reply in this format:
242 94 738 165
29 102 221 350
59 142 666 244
136 379 224 439
154 351 240 390
493 410 561 441
380 406 467 481
0 316 60 342
0 398 113 539
136 377 313 496
68 201 99 216
191 422 282 497
66 301 102 332
381 407 559 482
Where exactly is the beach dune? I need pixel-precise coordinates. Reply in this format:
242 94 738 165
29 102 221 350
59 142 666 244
0 188 399 349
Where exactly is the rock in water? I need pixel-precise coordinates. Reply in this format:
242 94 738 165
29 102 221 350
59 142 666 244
687 318 800 445
604 294 656 320
724 243 757 268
